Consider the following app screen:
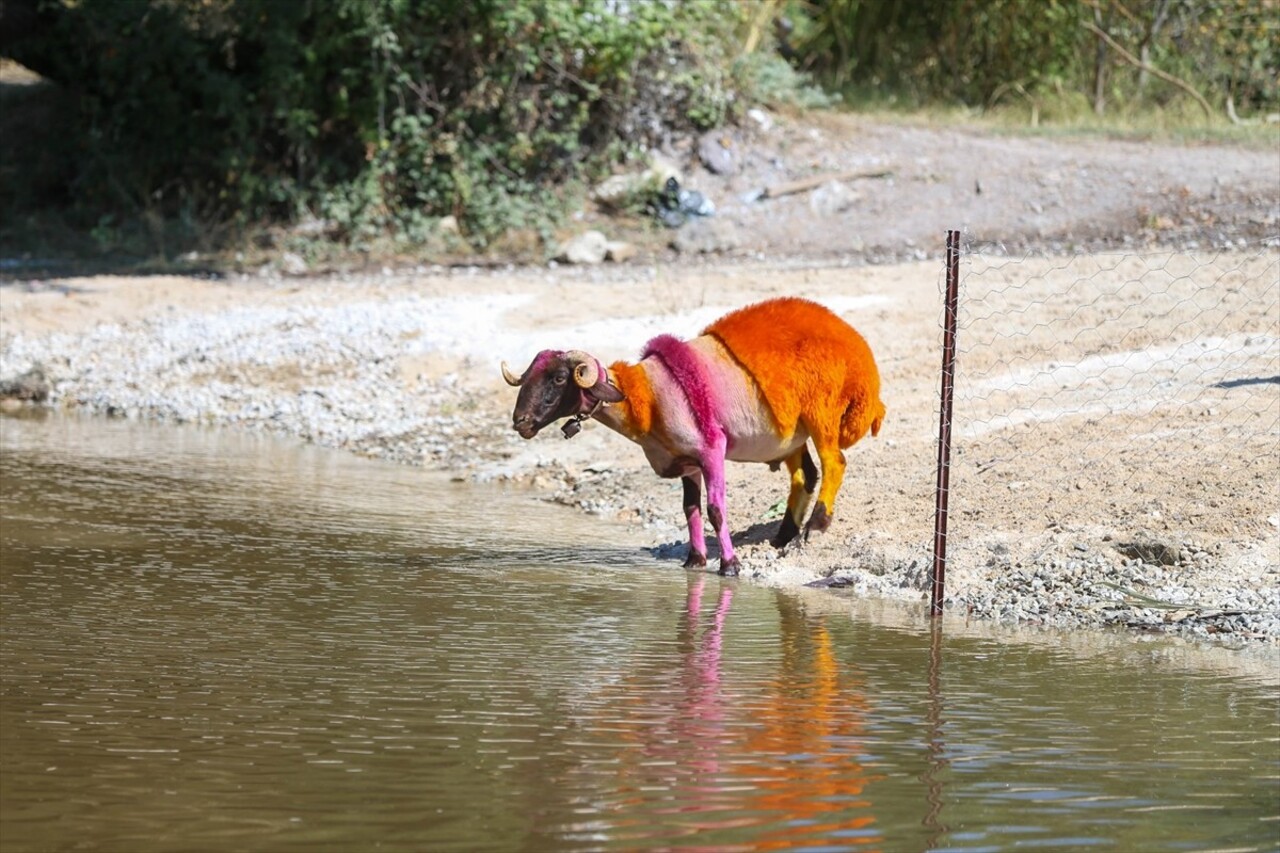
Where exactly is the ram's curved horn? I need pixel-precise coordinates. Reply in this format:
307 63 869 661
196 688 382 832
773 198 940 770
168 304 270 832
501 361 523 386
565 350 598 389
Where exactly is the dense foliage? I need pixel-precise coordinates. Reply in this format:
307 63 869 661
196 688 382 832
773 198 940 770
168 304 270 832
4 0 759 252
2 0 1274 260
788 0 1278 117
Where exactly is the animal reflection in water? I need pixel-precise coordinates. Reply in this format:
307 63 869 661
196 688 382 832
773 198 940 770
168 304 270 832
567 578 882 847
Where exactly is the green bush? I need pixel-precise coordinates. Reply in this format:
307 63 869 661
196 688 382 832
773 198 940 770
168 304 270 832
5 0 756 255
788 0 1277 117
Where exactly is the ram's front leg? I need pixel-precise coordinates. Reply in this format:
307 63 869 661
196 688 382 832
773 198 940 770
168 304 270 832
701 435 739 576
681 472 708 569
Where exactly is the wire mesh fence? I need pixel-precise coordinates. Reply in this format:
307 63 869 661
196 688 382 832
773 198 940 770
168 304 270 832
927 236 1279 629
911 233 1280 630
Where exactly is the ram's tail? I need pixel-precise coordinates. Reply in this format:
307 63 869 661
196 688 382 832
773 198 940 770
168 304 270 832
840 395 886 448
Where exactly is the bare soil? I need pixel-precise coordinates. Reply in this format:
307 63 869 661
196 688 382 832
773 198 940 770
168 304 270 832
628 111 1279 262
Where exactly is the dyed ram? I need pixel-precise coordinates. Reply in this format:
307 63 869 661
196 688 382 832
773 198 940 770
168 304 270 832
502 297 885 576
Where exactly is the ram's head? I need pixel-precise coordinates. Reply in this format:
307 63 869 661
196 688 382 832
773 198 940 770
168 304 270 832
503 350 623 439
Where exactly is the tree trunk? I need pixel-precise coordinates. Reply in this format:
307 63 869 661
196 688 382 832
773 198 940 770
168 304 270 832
1137 0 1172 93
1093 5 1108 116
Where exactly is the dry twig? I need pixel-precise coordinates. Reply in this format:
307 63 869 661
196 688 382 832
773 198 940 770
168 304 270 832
1082 20 1214 118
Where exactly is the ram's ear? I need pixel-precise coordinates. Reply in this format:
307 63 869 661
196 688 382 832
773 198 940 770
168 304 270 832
590 375 624 404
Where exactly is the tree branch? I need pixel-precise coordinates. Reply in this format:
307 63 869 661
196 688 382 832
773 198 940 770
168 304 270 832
1081 19 1213 118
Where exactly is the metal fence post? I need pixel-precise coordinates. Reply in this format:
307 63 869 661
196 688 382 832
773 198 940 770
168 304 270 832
931 230 961 618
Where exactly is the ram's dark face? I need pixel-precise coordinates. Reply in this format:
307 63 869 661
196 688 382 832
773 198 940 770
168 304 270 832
508 351 583 438
503 350 622 439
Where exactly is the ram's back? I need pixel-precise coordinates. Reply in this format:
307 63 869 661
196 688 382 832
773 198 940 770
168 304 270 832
704 297 884 446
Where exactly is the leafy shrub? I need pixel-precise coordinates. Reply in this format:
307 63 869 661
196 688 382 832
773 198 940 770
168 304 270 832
5 0 756 254
788 0 1277 117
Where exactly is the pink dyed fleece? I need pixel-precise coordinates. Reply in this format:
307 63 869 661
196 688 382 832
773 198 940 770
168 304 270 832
641 334 726 450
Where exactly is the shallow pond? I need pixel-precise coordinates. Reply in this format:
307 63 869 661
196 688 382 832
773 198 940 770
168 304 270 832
1 414 1276 852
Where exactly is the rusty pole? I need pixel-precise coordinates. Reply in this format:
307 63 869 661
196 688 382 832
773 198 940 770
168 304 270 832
931 230 961 618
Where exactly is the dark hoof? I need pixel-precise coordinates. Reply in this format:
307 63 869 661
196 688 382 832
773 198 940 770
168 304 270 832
683 551 708 569
771 515 800 548
804 502 832 541
718 557 741 577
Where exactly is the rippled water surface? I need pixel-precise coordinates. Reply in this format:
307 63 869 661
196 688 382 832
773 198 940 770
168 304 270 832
2 414 1277 852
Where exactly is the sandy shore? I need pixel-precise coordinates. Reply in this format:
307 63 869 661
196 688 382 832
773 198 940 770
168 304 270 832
2 249 1277 647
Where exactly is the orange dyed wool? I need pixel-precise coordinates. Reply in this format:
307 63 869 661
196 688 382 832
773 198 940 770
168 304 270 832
607 360 657 438
703 297 885 447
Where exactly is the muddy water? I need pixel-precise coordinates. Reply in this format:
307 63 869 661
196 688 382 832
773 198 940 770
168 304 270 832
1 414 1276 853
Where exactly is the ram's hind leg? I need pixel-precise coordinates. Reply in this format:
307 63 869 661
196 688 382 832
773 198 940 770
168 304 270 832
771 446 818 548
682 472 708 569
806 432 846 540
